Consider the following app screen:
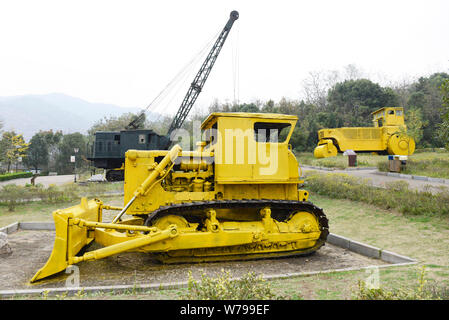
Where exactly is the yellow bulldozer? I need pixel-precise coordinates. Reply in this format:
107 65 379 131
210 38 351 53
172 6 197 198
31 112 329 283
313 107 416 158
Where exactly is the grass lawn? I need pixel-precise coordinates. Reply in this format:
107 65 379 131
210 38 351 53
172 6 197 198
3 191 449 300
265 193 449 300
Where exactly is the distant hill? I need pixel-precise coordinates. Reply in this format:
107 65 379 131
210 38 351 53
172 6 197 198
0 93 148 140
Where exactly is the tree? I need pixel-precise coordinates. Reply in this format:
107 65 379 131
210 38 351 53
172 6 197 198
327 79 399 127
0 131 29 172
40 130 63 172
88 112 145 137
55 133 87 174
301 70 340 109
24 132 50 172
405 108 427 145
439 78 449 149
405 73 449 147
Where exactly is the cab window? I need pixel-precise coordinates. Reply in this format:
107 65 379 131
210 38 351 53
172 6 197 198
254 122 291 143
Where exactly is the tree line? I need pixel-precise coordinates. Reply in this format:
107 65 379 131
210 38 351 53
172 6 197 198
88 72 449 154
198 72 449 152
0 129 87 175
1 71 448 175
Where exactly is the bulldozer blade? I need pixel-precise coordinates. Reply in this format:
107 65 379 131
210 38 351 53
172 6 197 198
30 198 102 283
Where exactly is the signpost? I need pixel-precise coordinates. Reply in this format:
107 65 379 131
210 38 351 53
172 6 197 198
73 148 79 183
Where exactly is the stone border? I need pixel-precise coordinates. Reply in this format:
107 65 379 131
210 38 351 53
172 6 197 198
301 165 377 172
0 222 55 234
0 222 417 298
374 171 449 185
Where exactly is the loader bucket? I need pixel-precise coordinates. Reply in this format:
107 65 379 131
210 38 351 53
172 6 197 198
30 198 102 283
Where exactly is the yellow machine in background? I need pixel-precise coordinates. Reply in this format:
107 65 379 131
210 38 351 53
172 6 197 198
314 107 415 158
31 113 329 282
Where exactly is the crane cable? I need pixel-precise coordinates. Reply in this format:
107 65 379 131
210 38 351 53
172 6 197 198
232 24 240 105
149 38 216 125
136 27 222 124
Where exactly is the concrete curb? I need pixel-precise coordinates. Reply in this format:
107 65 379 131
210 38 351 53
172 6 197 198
374 171 449 185
0 222 417 298
0 222 19 234
300 165 377 172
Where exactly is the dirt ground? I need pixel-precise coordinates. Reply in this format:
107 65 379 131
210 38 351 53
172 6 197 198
0 230 387 291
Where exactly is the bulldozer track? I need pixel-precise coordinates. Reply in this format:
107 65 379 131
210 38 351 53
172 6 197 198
143 199 329 263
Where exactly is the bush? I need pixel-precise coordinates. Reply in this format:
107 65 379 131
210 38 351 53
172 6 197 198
305 172 449 216
184 270 277 300
0 172 33 182
0 184 24 211
0 181 124 211
354 266 446 300
376 161 389 172
377 157 449 179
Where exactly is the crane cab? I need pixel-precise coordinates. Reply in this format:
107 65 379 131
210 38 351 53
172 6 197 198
87 130 170 180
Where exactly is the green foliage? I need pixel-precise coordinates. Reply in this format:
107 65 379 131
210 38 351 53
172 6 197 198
0 184 24 211
24 133 49 171
0 171 33 182
305 172 449 216
327 79 399 127
55 132 87 174
354 266 446 300
405 107 427 144
0 182 123 211
0 131 30 172
87 112 145 136
377 157 449 179
407 73 449 147
205 72 449 152
439 78 449 150
184 270 277 300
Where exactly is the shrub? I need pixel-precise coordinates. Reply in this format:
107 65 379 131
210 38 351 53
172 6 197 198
0 172 33 182
377 157 449 179
376 161 389 172
305 172 449 216
184 270 277 300
0 184 23 211
354 266 445 300
0 180 124 210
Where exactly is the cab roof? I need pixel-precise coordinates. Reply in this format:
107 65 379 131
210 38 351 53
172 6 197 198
370 107 403 115
201 112 298 130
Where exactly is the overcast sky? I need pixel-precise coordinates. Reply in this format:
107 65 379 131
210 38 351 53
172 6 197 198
1 0 448 117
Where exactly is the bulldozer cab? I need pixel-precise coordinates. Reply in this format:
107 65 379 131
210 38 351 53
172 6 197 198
371 107 405 127
200 112 298 182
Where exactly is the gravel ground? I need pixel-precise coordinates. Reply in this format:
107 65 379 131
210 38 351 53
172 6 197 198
0 230 386 291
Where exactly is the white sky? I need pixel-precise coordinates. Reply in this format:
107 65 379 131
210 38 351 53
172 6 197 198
1 0 449 117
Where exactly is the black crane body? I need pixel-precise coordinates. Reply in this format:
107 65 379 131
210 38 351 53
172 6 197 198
87 11 239 181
